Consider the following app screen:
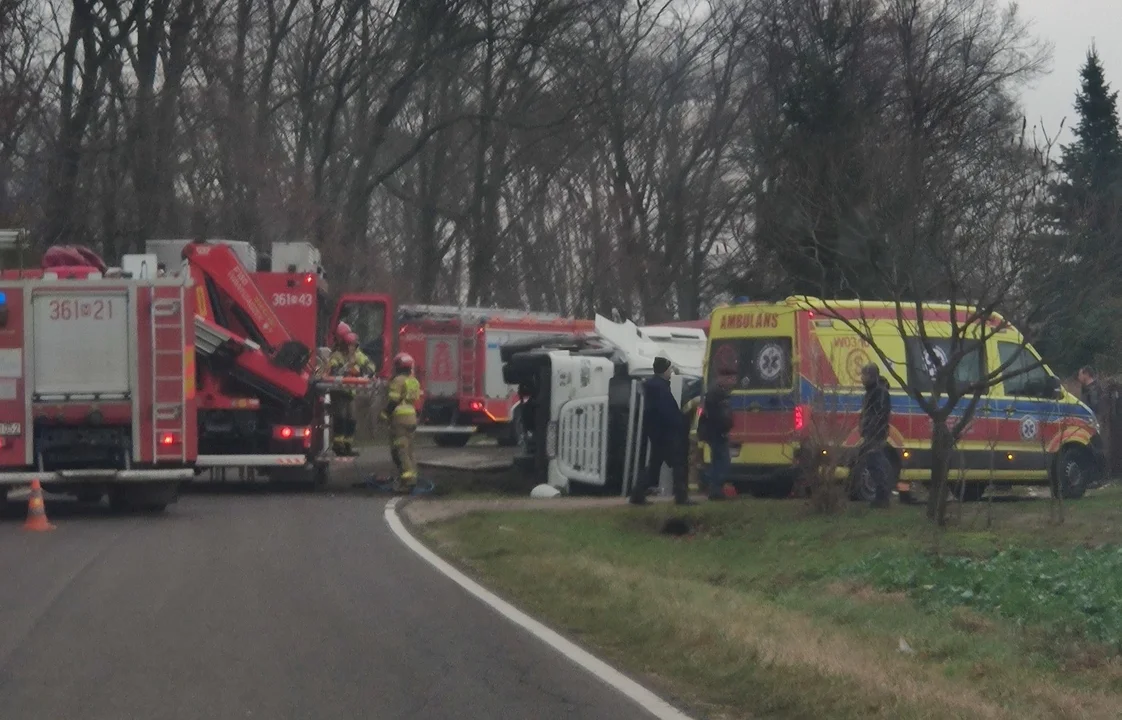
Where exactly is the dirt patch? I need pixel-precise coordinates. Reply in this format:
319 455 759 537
825 580 907 605
402 496 635 525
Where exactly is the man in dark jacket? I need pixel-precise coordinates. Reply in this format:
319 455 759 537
630 357 690 505
860 363 893 509
699 385 733 500
1079 366 1104 417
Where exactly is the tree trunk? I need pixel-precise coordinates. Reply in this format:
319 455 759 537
925 420 954 525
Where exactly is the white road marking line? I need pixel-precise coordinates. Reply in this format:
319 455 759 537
384 497 695 720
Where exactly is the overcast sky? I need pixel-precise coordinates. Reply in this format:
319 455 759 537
1018 0 1122 151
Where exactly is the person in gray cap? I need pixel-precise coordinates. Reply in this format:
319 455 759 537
630 356 691 505
860 362 892 508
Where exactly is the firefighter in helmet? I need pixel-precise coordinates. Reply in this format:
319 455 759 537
327 324 374 456
381 352 422 492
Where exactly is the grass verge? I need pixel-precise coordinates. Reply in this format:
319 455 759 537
420 489 1122 719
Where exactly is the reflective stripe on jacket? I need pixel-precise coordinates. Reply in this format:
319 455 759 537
388 375 421 417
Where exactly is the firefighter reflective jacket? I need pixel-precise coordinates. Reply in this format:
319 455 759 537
328 349 375 378
384 374 421 422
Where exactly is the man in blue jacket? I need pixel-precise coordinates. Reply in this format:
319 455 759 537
629 356 691 505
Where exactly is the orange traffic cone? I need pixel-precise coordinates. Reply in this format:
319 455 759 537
23 479 55 532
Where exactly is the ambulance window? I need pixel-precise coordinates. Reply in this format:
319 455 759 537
998 342 1050 397
707 338 793 390
905 338 985 393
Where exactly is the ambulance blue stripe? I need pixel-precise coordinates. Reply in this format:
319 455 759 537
723 377 1095 423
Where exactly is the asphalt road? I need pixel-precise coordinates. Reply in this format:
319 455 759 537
0 492 654 720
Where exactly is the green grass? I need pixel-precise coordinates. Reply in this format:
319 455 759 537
849 547 1122 649
421 490 1122 720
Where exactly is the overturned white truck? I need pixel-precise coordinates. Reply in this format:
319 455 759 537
501 315 707 495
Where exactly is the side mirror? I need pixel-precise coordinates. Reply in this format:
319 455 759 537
1048 375 1063 399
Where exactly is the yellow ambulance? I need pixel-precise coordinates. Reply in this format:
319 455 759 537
700 297 1104 500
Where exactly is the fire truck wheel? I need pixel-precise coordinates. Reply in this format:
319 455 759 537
108 483 177 514
76 490 104 504
434 433 471 448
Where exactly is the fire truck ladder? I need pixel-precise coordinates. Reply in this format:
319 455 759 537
400 304 568 325
151 288 188 464
460 324 478 397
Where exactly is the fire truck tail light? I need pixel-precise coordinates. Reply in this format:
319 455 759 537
273 425 311 441
160 433 177 446
469 400 484 412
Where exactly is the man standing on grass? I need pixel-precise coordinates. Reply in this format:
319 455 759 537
699 385 733 501
629 356 691 506
1078 366 1108 489
860 363 892 509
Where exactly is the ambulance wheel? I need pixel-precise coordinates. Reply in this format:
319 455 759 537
954 482 987 502
850 450 900 502
747 480 793 499
1054 447 1091 500
434 433 471 448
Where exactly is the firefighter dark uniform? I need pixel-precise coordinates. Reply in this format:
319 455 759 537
328 331 374 456
381 353 422 492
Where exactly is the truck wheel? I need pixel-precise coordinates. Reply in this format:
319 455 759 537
434 433 471 448
495 409 524 448
108 483 178 514
1054 447 1092 500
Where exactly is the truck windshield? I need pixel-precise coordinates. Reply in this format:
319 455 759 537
708 338 793 391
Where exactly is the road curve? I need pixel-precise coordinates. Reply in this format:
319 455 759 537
0 493 658 719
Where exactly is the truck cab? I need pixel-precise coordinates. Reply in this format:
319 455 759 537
502 316 707 495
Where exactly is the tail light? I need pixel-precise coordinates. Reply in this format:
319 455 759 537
160 432 178 446
469 400 484 412
793 405 807 432
273 425 311 442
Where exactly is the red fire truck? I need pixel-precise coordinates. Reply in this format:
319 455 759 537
396 305 594 446
145 238 392 484
0 246 197 512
